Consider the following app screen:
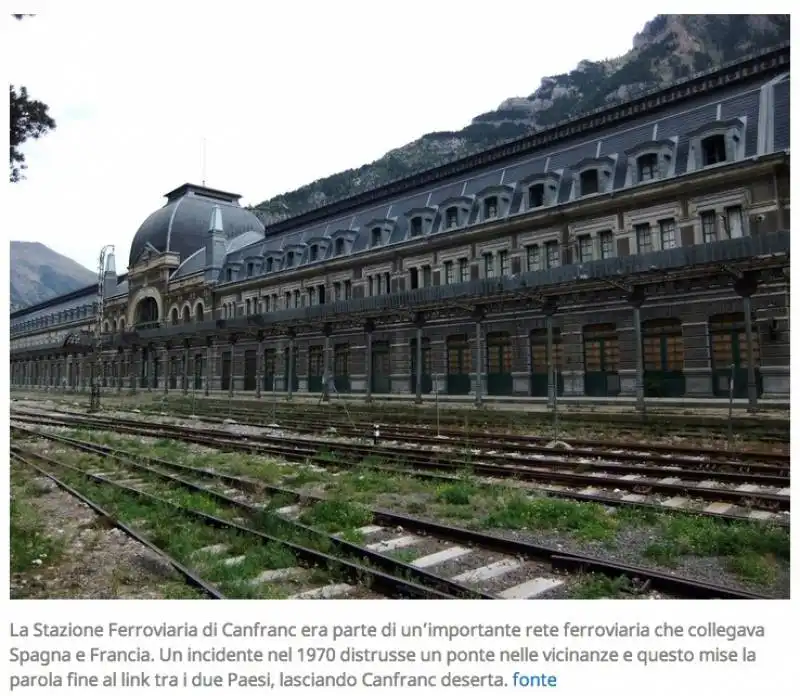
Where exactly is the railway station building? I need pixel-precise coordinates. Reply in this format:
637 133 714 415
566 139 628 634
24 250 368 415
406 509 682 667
9 45 791 407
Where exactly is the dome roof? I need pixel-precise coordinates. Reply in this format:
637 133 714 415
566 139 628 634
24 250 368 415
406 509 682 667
128 183 265 268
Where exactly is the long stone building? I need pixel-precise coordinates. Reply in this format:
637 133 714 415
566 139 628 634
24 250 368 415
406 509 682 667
10 45 791 407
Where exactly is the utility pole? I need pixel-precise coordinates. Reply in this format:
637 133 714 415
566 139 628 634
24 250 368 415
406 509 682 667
89 245 115 412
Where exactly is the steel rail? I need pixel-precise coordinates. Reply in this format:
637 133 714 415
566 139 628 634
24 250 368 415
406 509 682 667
10 451 227 599
12 414 790 512
14 401 790 462
148 394 791 430
11 443 480 600
12 392 790 441
17 430 774 600
10 408 789 475
13 425 788 527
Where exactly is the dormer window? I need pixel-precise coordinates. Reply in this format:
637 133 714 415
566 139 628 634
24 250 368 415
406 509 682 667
266 257 273 272
410 217 423 237
580 169 599 196
687 120 744 173
445 207 459 229
285 251 295 267
484 196 498 220
625 141 676 186
702 134 726 166
246 262 254 277
528 184 545 208
335 238 345 256
637 153 658 182
371 227 382 247
226 268 233 282
309 244 318 262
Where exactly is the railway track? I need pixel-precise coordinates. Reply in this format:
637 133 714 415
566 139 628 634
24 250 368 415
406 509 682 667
20 397 790 462
12 426 769 600
11 444 464 600
11 392 791 443
12 408 790 521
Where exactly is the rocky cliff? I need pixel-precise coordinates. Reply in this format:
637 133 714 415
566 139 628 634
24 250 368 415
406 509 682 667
252 14 789 223
10 241 96 311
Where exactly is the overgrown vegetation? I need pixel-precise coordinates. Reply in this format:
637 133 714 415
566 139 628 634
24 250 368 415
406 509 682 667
53 428 791 591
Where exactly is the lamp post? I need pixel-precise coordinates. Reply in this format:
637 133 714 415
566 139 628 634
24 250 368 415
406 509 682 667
89 244 115 412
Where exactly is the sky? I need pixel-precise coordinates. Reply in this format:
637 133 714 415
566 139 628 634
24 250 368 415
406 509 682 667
6 2 657 272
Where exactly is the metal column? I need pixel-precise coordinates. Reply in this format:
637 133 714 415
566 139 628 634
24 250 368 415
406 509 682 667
415 324 423 405
742 295 758 411
546 316 554 408
256 338 264 399
163 348 169 394
633 307 645 413
365 322 374 403
205 340 213 396
287 334 296 401
183 344 190 395
474 318 484 407
323 330 331 402
228 341 235 399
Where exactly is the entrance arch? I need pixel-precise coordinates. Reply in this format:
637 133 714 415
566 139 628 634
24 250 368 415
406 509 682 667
128 286 164 328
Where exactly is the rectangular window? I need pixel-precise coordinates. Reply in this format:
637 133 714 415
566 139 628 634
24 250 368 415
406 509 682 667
446 208 459 229
422 265 432 287
344 280 352 299
637 153 658 182
383 273 390 294
333 282 342 300
580 169 599 196
368 276 374 296
444 261 454 284
284 291 291 309
458 258 469 283
635 223 652 254
578 235 593 263
545 241 560 269
376 274 383 295
724 206 744 239
483 253 494 278
498 250 509 276
701 134 726 166
484 197 498 219
309 245 318 262
528 184 545 209
599 230 614 259
701 211 717 243
410 217 423 237
659 219 677 249
526 245 540 271
293 289 300 308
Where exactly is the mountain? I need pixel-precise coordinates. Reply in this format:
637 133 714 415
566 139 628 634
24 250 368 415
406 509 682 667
10 241 96 311
252 14 790 223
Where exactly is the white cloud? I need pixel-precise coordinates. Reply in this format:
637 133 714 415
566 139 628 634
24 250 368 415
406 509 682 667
7 2 656 271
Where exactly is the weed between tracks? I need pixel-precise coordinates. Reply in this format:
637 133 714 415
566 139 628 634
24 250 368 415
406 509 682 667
10 469 64 575
40 428 792 596
9 465 203 599
15 438 441 599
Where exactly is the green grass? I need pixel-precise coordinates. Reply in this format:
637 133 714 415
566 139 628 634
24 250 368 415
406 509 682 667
10 484 63 574
484 493 620 541
570 574 633 599
298 499 372 533
641 515 789 585
49 425 791 589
